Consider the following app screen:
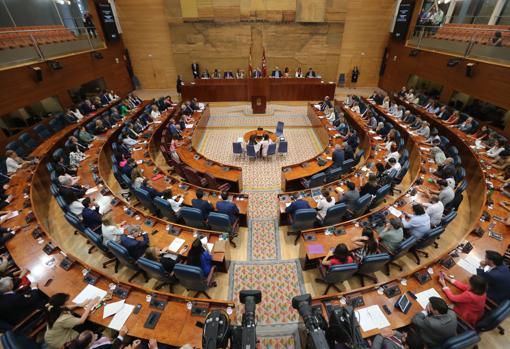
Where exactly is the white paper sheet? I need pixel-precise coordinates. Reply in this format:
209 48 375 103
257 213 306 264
458 254 481 275
388 206 402 218
355 305 390 332
136 160 143 165
96 194 113 214
200 236 208 245
207 243 214 253
0 210 19 222
168 237 185 253
85 187 99 195
185 124 194 128
415 288 442 309
373 136 383 141
313 104 321 109
72 284 107 304
285 202 291 208
103 300 125 319
108 303 134 331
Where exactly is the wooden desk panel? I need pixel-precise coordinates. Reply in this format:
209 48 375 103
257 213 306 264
181 78 335 102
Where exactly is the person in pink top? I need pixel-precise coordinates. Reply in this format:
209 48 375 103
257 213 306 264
439 272 487 326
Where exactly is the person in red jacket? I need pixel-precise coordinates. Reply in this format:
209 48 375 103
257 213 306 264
438 272 487 326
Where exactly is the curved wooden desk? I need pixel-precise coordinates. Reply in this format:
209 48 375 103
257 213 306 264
243 129 278 143
4 101 234 348
307 94 488 338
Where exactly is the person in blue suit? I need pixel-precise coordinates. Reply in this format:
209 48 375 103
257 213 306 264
140 179 163 199
120 225 149 260
81 197 102 234
285 195 311 220
331 144 345 169
187 238 212 276
477 250 510 304
215 192 239 224
192 190 214 220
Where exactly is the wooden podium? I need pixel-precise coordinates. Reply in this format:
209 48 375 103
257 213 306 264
251 95 266 114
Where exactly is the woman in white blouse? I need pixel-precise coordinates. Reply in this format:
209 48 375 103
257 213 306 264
351 102 361 114
162 189 184 214
316 190 336 222
487 139 506 158
295 67 303 78
5 150 26 174
101 213 124 244
260 134 274 158
150 105 161 120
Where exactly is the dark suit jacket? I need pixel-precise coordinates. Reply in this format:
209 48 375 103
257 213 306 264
141 184 162 199
216 200 240 224
120 233 149 260
305 70 316 78
285 199 311 218
182 105 194 116
100 95 110 105
252 70 262 78
82 207 102 232
332 149 345 168
271 70 282 78
168 124 181 138
477 265 510 304
192 198 214 219
191 63 200 77
0 289 43 326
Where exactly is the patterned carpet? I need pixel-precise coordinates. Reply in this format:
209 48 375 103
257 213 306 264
258 335 297 349
249 219 280 261
198 128 322 190
207 104 311 127
229 261 304 325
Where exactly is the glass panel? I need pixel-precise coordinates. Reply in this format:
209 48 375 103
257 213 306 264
69 78 107 104
407 75 443 98
498 0 510 25
449 91 508 129
473 0 498 24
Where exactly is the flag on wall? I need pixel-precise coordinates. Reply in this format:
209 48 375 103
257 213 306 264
248 45 253 76
261 48 267 77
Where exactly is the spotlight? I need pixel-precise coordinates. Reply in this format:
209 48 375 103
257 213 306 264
92 52 104 60
447 58 461 67
48 61 63 70
409 49 419 57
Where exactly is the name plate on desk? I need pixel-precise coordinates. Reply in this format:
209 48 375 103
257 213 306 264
150 296 168 310
303 232 317 241
282 167 291 173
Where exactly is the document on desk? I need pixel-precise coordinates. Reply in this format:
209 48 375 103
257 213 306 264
185 124 194 128
313 104 321 109
168 237 185 253
206 243 214 253
457 254 481 275
108 303 134 331
103 300 125 319
85 187 99 195
72 284 107 304
285 202 291 208
0 210 19 222
388 206 402 218
415 288 442 309
373 136 383 141
355 305 390 332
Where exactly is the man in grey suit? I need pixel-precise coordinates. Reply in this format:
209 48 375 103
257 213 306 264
411 297 457 347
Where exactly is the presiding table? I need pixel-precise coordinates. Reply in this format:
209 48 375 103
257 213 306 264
243 129 278 143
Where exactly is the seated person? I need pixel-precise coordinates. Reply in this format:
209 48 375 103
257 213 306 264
378 218 404 252
339 181 360 210
69 148 87 168
423 195 444 227
305 67 316 78
81 197 103 234
122 133 138 147
434 157 455 179
192 190 214 219
43 293 98 349
271 66 282 78
140 179 163 199
5 150 27 175
430 143 446 165
57 167 80 187
101 213 124 244
77 126 95 145
316 190 335 222
486 139 506 158
0 276 43 328
161 189 184 215
260 134 274 158
94 119 107 134
68 136 88 153
491 31 503 47
368 328 423 349
187 238 213 275
285 194 311 220
403 204 430 239
411 297 457 347
360 174 380 197
224 71 234 78
439 273 486 326
320 96 333 111
144 247 181 274
64 327 126 349
120 225 149 260
321 243 353 269
212 69 221 78
384 143 400 163
215 192 240 224
386 157 401 173
167 119 183 139
150 105 161 120
477 250 510 304
331 144 345 169
351 227 379 260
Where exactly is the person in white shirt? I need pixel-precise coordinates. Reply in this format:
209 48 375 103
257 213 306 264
58 169 80 187
260 134 274 158
101 213 124 244
387 158 401 173
424 195 444 227
389 102 399 115
415 121 430 139
69 149 87 168
122 133 138 147
405 89 415 102
69 197 85 217
486 139 505 158
5 150 25 174
344 95 353 107
295 67 303 78
162 189 183 214
316 190 336 222
70 107 84 121
385 143 400 162
150 105 161 120
382 96 390 110
351 102 360 114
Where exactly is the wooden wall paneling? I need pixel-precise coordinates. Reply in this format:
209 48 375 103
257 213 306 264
296 0 326 23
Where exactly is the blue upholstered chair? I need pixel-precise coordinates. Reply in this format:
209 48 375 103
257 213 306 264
325 167 343 183
207 212 238 247
411 226 444 265
278 141 288 156
349 194 372 217
64 211 86 236
0 331 40 349
48 117 64 132
51 148 65 162
55 195 68 212
315 263 358 295
370 184 391 208
5 141 28 158
106 240 148 282
353 149 365 165
133 188 159 216
441 211 457 227
153 197 179 222
246 144 257 160
33 124 53 140
233 142 243 158
173 264 217 299
339 159 355 175
288 208 317 245
181 207 208 229
475 300 510 335
322 203 348 227
385 236 417 276
275 121 284 137
265 143 277 160
136 257 175 291
432 331 480 349
82 228 116 268
301 172 325 189
356 253 391 286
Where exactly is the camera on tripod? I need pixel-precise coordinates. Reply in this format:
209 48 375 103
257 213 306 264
202 290 261 349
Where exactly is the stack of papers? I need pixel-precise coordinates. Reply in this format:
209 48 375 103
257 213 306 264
185 124 194 128
415 288 442 309
85 187 99 195
72 284 107 304
314 104 321 109
355 305 390 332
168 237 185 253
388 206 402 218
457 254 481 275
108 303 135 331
0 210 19 222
